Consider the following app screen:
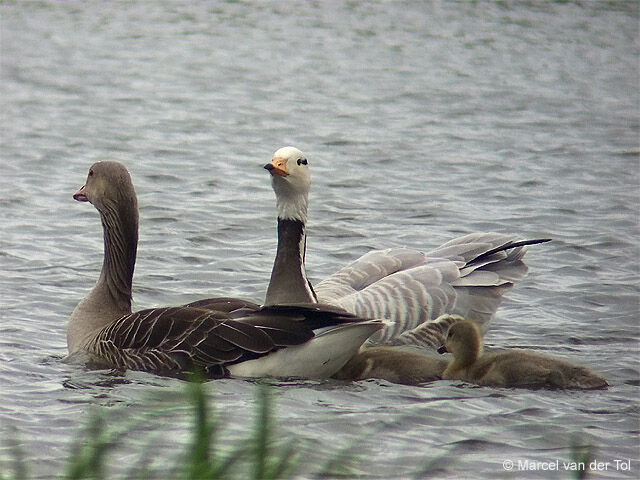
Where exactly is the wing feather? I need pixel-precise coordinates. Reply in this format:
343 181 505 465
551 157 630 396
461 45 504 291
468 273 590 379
316 233 549 348
84 303 378 377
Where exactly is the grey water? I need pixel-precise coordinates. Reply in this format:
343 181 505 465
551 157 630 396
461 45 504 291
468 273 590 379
1 1 638 478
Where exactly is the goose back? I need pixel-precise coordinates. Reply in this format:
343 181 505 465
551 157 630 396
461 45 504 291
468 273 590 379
83 303 381 378
315 234 550 345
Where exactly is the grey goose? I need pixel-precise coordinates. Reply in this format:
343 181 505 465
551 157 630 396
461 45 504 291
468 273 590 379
68 161 382 379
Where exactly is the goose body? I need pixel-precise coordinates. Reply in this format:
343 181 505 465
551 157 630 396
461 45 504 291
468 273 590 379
69 161 381 378
332 346 448 385
264 147 549 384
78 302 380 379
439 319 608 389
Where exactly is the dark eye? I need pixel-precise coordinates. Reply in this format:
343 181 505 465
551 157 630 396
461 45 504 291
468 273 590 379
297 158 308 166
88 169 94 177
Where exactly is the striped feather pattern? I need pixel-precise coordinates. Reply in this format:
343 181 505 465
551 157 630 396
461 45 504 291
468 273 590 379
391 314 464 350
315 233 549 347
83 303 368 378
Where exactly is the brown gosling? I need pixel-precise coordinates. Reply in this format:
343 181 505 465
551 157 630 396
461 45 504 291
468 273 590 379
439 320 608 389
333 346 449 385
332 314 462 385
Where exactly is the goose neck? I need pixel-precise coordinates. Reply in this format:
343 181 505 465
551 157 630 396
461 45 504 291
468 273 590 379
265 218 316 305
449 340 482 373
98 200 137 310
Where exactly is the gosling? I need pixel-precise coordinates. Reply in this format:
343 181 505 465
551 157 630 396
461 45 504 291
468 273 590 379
438 320 608 390
332 346 449 385
332 314 461 385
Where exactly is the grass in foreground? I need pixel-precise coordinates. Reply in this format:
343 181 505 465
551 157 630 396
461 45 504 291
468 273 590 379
58 378 305 480
0 377 598 480
0 376 355 480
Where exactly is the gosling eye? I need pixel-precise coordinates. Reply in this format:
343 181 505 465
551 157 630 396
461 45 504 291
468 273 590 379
88 169 94 177
297 158 308 166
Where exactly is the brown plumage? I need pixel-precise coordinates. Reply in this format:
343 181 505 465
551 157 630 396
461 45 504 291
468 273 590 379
69 161 382 379
84 303 368 378
440 320 608 390
333 314 462 385
333 346 449 385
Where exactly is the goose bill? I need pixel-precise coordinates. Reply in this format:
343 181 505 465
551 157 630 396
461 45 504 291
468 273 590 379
73 185 89 202
264 158 288 177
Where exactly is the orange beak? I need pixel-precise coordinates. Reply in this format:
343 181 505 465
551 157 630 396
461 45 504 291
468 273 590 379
264 157 288 177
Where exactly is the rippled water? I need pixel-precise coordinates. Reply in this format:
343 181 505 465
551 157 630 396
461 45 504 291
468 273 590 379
1 1 638 478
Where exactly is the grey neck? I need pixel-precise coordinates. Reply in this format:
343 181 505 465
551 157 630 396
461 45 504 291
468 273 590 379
97 201 137 312
265 218 316 305
68 199 138 352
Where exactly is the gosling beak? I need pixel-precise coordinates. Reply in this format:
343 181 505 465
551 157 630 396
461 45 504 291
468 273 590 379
264 157 288 177
437 345 448 354
73 185 89 202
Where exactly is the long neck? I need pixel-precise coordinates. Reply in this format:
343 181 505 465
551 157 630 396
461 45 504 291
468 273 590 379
98 201 137 310
265 218 316 305
68 199 138 352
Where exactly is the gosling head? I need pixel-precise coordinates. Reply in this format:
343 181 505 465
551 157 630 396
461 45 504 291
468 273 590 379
439 320 483 365
74 161 137 213
264 146 310 222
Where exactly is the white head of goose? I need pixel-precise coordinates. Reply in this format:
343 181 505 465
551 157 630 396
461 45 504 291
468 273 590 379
439 319 608 389
69 161 383 379
263 146 315 306
264 146 551 349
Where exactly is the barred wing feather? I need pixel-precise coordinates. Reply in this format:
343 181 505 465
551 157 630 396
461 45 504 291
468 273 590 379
85 304 370 377
315 233 549 347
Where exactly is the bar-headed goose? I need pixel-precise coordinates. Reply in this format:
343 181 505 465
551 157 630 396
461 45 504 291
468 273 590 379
264 146 549 344
263 147 549 384
264 149 315 305
438 319 608 389
68 161 382 379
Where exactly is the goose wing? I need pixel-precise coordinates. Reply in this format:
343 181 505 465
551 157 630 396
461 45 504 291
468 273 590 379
315 233 549 346
390 314 464 350
182 297 261 313
86 304 374 377
239 303 369 342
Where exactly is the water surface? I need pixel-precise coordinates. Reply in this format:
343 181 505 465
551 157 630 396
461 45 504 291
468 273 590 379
1 1 638 478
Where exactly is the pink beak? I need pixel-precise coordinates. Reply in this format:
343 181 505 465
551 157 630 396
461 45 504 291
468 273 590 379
73 185 88 202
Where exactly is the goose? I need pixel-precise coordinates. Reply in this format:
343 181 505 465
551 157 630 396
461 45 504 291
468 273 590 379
68 161 382 379
264 146 550 340
263 146 550 383
437 319 608 389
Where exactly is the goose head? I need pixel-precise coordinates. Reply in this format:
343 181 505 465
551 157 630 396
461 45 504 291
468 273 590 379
74 161 138 216
264 146 310 223
441 320 483 367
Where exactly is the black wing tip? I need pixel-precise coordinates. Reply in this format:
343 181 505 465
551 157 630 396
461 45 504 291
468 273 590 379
518 238 552 247
466 237 551 266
